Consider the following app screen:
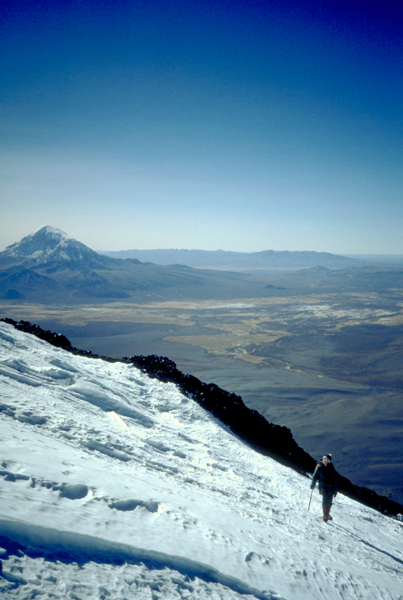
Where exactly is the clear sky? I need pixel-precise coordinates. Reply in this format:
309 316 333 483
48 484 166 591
1 0 402 254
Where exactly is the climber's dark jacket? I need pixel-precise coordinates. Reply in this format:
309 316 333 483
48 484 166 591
311 460 338 495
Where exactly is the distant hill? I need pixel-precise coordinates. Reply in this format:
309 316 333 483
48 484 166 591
0 226 286 304
100 248 366 270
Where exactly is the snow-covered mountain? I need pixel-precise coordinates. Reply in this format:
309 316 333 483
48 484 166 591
0 226 113 269
0 228 280 303
0 321 402 599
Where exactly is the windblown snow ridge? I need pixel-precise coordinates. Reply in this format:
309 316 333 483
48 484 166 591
0 520 283 600
2 317 403 518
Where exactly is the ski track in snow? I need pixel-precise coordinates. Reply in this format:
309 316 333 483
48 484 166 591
0 322 402 600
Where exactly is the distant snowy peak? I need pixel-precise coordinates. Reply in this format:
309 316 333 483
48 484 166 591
0 226 111 268
34 225 69 239
4 226 70 258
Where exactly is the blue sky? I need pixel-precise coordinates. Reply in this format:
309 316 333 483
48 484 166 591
1 0 402 253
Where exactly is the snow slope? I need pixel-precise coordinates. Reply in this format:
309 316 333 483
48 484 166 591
0 321 402 600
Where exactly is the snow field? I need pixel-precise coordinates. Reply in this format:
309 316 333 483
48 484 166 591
0 322 402 600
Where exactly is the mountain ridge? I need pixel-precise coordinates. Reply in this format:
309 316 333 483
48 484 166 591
100 247 365 270
0 227 291 303
1 226 399 304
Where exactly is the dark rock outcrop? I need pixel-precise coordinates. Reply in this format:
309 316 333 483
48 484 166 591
126 354 316 474
1 318 72 349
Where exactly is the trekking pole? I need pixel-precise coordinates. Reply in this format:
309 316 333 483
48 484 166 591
308 488 314 511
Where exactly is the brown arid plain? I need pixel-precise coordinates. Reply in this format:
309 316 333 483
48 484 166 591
2 280 403 505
